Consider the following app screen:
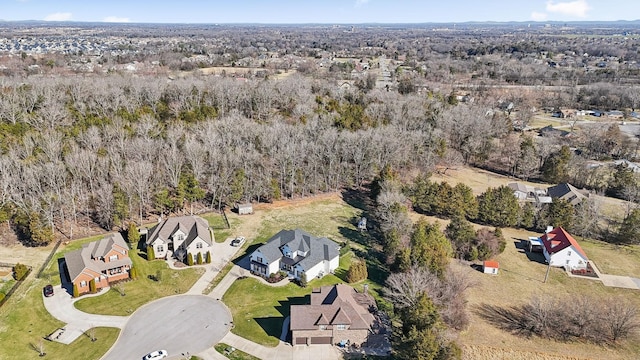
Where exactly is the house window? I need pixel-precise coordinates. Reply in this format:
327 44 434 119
336 324 347 330
196 243 203 249
157 245 164 252
109 255 118 261
567 251 571 256
319 325 326 330
257 257 264 263
175 234 184 241
80 281 87 287
566 259 570 265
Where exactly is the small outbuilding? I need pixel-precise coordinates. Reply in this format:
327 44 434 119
237 203 253 215
483 260 499 275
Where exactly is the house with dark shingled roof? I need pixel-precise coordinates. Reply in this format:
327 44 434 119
146 215 214 263
64 232 132 296
290 284 376 346
249 228 339 280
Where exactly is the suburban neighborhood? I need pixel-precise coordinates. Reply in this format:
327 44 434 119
2 3 640 360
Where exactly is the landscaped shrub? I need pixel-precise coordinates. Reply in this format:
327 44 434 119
187 253 194 266
146 245 155 261
73 283 79 298
129 267 138 279
197 252 203 265
89 279 96 293
346 258 368 283
205 251 212 263
298 273 308 288
12 263 28 281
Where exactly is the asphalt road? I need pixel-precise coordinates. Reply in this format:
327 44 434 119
102 295 232 360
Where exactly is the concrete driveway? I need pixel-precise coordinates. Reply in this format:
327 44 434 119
42 285 129 344
102 295 231 360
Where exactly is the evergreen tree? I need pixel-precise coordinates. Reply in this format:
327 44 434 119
196 252 203 265
299 272 308 288
519 202 536 229
205 251 212 264
445 215 476 259
89 279 96 294
410 220 452 277
187 253 194 266
73 283 79 298
346 259 368 283
129 267 137 279
127 222 140 246
541 145 572 183
542 199 575 231
146 245 155 261
477 186 519 227
618 208 640 244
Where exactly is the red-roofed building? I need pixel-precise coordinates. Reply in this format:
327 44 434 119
540 227 588 270
483 260 499 274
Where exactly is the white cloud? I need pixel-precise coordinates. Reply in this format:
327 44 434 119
531 11 548 21
43 12 72 21
103 16 130 23
546 0 591 18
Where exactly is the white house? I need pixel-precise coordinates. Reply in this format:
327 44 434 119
250 229 340 280
146 215 214 263
540 227 588 270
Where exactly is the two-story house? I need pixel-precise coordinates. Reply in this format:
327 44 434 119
290 284 376 346
64 233 132 295
146 215 214 264
540 226 589 270
250 229 339 280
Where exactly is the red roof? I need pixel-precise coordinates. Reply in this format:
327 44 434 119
483 260 499 268
540 227 588 259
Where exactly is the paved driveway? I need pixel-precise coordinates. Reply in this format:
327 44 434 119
102 295 232 360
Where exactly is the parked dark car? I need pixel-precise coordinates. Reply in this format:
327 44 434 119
43 284 54 297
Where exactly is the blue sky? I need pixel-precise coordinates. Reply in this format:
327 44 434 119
0 0 638 23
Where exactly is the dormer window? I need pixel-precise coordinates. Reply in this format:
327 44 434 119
109 255 118 261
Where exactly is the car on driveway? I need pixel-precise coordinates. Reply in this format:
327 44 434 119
231 236 246 247
143 350 167 360
43 284 54 297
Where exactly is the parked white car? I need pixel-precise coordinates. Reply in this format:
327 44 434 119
143 350 168 360
231 236 246 247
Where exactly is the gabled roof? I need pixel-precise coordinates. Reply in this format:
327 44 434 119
65 233 132 282
254 229 339 270
540 227 588 259
146 215 212 248
483 260 499 268
290 284 375 331
547 183 587 205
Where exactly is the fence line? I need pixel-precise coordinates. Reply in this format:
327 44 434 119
221 208 230 229
36 239 62 279
0 266 32 308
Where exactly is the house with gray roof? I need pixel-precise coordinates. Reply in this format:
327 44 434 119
64 232 132 296
290 284 376 346
249 229 339 280
547 183 588 206
146 215 214 263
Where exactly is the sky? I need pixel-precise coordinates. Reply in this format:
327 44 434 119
0 0 639 24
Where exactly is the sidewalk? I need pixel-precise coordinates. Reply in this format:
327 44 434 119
567 261 640 290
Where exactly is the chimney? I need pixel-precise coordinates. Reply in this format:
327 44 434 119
546 226 553 234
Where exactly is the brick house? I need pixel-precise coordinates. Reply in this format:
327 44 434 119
290 284 376 346
64 233 132 295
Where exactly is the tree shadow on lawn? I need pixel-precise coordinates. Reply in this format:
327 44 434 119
255 295 309 339
513 240 547 265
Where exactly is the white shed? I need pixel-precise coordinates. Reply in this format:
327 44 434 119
483 260 499 275
237 203 253 215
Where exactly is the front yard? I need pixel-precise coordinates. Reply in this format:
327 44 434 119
74 250 204 316
223 275 344 347
0 276 119 359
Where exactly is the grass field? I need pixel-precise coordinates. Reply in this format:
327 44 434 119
0 276 119 360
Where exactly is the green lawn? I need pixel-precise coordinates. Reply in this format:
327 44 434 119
224 276 344 347
201 212 240 243
214 343 261 360
0 276 119 360
74 250 204 316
